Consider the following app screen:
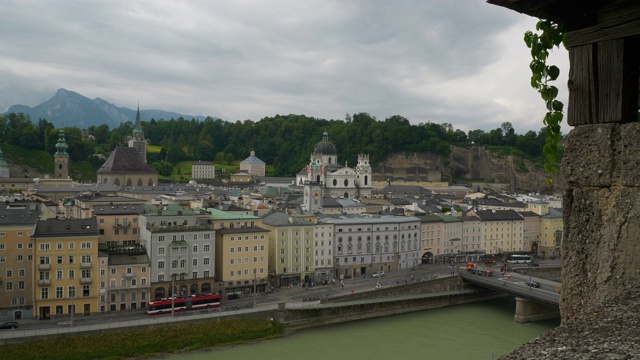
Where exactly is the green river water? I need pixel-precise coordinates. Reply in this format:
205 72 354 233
160 297 559 360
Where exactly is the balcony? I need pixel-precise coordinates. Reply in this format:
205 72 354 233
123 273 135 278
38 279 51 286
38 263 51 271
80 277 92 284
80 262 92 269
113 222 131 228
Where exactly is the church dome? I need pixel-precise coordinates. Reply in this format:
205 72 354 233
313 131 337 155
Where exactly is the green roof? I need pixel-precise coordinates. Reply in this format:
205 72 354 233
203 208 260 220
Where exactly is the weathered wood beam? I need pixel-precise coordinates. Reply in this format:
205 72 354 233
487 0 597 30
565 7 640 47
567 38 639 125
567 44 596 126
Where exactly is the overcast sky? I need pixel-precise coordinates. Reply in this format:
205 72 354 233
0 0 569 134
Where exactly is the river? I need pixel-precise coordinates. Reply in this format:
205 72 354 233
160 297 559 360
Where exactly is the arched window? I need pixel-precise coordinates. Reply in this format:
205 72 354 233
114 178 120 186
137 178 143 186
103 177 108 183
364 175 368 185
328 157 332 164
148 179 154 186
333 179 337 186
154 287 165 300
201 283 212 294
344 179 348 186
126 178 132 186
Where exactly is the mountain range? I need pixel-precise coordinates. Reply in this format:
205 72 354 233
2 88 208 129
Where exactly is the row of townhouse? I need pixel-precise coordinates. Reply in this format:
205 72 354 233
418 209 563 262
0 198 563 321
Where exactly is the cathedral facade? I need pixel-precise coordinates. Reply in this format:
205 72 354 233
296 132 372 203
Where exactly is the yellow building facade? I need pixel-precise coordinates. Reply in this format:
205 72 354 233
32 218 100 319
214 227 270 299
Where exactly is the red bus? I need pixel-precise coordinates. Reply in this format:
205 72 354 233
147 294 222 315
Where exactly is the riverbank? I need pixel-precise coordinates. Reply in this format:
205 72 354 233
0 319 284 360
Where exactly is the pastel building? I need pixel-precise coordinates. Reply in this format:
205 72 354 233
0 204 40 320
214 226 270 299
32 218 100 319
239 150 266 177
262 212 315 287
191 161 215 180
476 210 524 255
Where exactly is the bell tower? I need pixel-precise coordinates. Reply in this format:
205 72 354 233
128 105 147 163
303 180 323 213
54 129 69 179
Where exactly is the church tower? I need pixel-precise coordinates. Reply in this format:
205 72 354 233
303 159 323 213
303 180 323 213
128 105 147 163
54 129 69 179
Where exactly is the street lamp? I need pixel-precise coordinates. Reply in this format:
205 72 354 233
171 273 176 317
529 264 533 293
70 295 74 327
253 268 257 307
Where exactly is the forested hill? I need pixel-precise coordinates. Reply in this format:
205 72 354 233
0 112 556 182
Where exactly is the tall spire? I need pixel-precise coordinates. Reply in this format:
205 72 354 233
133 103 144 139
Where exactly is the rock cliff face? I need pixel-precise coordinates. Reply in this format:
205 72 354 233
447 146 564 193
373 146 563 193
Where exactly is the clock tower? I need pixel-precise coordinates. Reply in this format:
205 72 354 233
303 180 323 213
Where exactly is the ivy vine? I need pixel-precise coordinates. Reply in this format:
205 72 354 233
524 19 565 188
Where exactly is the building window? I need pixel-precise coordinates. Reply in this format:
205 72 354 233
204 244 210 252
41 287 49 299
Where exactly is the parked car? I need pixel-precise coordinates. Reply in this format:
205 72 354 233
372 271 385 278
525 281 540 288
0 321 18 330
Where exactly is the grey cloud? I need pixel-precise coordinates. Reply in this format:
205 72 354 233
0 0 568 134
